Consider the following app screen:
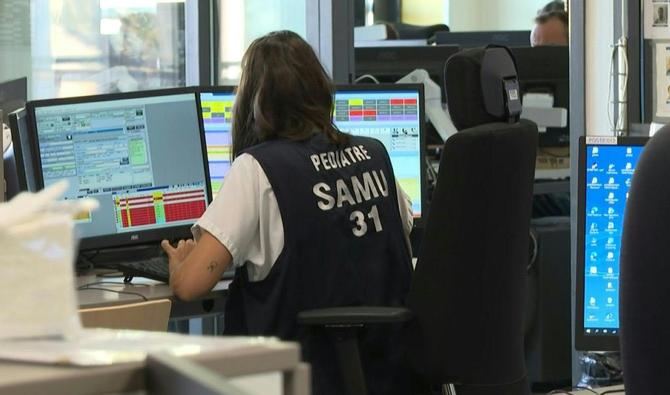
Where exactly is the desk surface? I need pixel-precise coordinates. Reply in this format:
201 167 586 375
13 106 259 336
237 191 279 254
76 273 230 308
76 272 231 319
0 337 305 395
570 385 624 394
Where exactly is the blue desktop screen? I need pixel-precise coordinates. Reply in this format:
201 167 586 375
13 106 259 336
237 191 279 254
333 90 423 217
583 143 644 335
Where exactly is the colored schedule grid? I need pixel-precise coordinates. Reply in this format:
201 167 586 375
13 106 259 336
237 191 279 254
334 92 419 122
201 98 234 126
207 144 231 197
201 93 235 198
114 186 207 232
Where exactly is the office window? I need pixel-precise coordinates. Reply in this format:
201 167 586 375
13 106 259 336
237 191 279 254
216 0 307 85
1 0 188 100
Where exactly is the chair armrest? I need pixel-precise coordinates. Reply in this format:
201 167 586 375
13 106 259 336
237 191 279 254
298 306 412 327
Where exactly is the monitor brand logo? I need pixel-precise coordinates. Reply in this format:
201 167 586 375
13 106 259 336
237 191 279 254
586 136 617 145
130 234 140 241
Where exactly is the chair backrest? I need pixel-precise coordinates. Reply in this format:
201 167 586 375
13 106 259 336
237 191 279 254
79 299 172 331
406 120 537 394
620 126 670 394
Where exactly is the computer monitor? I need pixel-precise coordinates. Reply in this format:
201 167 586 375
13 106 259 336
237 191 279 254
334 84 426 221
198 87 235 198
196 85 426 222
6 108 37 197
26 88 211 251
0 77 28 125
511 46 569 148
434 30 531 48
354 45 460 100
576 136 649 351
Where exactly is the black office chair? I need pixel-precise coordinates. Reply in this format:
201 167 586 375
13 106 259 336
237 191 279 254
620 126 670 395
299 47 537 395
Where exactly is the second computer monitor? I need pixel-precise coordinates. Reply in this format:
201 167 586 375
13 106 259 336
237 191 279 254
511 46 569 147
199 88 235 198
197 85 426 220
27 88 211 251
334 84 425 219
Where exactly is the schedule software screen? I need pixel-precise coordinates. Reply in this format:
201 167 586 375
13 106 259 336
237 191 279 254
34 93 209 239
333 90 422 217
583 144 644 335
200 92 235 198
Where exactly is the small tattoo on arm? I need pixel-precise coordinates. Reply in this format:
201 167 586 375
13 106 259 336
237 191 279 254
207 261 219 273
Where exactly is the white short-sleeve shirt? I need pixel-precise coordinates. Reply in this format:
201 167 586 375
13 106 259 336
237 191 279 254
193 153 414 282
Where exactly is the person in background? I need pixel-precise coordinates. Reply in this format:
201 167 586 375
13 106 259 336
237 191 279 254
161 30 413 395
530 1 571 217
531 0 569 47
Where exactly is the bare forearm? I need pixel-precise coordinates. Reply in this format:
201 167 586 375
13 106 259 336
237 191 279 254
165 232 233 301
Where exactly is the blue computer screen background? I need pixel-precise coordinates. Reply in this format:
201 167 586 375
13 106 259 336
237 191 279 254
583 144 644 334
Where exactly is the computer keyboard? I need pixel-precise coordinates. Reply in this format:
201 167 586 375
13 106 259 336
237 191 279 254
117 257 234 284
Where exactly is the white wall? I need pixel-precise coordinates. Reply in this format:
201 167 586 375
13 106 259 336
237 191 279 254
585 0 615 136
402 0 548 30
447 0 548 31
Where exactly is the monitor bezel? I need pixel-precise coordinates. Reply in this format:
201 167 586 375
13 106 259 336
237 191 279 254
7 108 31 192
575 135 649 351
25 87 213 252
197 85 236 96
335 83 427 227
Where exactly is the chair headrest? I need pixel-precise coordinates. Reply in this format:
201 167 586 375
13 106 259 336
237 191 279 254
444 46 522 131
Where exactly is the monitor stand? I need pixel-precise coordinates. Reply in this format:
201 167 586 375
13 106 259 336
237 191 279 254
577 352 622 388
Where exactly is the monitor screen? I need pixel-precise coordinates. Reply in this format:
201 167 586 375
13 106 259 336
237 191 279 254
334 85 424 218
197 85 425 220
511 46 569 148
29 90 210 250
200 90 234 198
577 136 649 351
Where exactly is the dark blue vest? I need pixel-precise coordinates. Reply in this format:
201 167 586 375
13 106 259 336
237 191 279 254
224 133 412 395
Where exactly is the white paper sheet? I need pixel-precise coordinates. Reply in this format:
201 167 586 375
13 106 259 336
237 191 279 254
0 182 98 340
